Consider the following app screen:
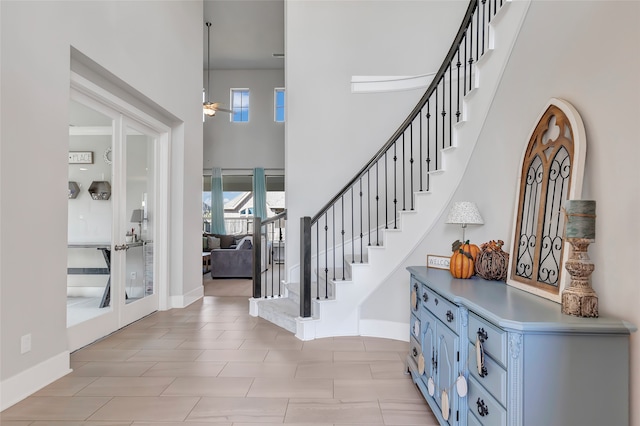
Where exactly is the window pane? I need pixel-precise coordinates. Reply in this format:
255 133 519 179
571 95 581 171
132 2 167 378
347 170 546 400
275 89 285 123
231 89 249 123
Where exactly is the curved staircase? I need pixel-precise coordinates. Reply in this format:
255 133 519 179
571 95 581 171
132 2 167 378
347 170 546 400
253 0 532 340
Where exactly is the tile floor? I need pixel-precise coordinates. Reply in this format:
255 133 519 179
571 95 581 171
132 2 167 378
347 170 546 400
1 276 438 425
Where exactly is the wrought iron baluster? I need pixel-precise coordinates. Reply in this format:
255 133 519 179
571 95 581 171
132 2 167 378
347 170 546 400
469 20 474 92
367 169 371 246
476 3 480 61
419 110 423 191
449 64 452 147
375 161 380 245
435 83 438 170
323 212 328 300
341 195 345 280
482 0 486 55
456 49 461 122
464 33 468 95
385 151 388 229
410 123 414 210
332 205 336 281
402 133 406 211
393 142 398 229
359 178 363 262
351 187 354 263
426 101 431 191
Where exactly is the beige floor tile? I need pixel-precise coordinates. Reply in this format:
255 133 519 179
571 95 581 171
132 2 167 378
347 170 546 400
216 329 279 340
1 396 111 421
125 349 203 362
379 399 438 425
33 376 98 396
30 421 132 425
218 362 297 378
186 396 287 423
176 339 243 350
369 360 410 379
69 362 156 377
157 329 224 340
294 361 373 379
200 322 257 331
363 338 410 352
161 377 253 397
110 339 185 350
239 339 304 351
132 423 228 426
247 378 333 398
142 361 226 377
333 351 403 362
70 349 140 362
196 349 268 362
301 338 366 352
264 349 333 364
88 396 199 422
0 421 33 426
285 399 384 424
334 378 423 400
75 377 175 396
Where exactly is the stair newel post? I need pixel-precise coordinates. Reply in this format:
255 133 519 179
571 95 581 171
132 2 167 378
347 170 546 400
300 216 312 318
252 216 262 299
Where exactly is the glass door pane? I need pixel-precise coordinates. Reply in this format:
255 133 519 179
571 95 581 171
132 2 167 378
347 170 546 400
67 99 115 328
120 123 157 324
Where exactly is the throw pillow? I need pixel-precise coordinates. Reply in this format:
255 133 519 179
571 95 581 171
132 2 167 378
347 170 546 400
216 234 235 249
207 236 221 250
236 236 253 250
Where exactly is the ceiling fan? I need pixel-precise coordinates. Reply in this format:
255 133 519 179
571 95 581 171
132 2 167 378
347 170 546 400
203 21 232 117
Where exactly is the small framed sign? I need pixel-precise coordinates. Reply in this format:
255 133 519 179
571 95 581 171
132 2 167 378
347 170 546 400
69 151 93 164
427 254 450 270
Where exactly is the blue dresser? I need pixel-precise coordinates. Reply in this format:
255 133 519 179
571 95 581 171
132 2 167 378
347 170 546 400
407 266 635 426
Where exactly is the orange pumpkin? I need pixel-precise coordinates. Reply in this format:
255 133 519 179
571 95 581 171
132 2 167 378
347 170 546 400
450 240 476 279
450 250 474 278
461 241 481 262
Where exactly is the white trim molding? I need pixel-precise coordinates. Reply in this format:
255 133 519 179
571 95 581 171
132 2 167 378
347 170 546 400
0 351 72 411
351 73 436 94
171 285 204 309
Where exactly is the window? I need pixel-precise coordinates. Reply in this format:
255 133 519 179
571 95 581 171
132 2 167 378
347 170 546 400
231 89 249 122
275 88 285 122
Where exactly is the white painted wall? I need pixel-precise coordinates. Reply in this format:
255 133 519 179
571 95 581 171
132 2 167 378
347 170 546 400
285 0 468 275
203 69 285 170
0 0 203 404
359 1 640 422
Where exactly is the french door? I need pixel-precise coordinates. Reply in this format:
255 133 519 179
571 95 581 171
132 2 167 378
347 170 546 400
67 78 168 351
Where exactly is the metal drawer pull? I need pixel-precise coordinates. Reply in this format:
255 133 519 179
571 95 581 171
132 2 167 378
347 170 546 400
477 327 489 342
446 310 454 322
423 292 429 302
434 298 439 305
114 244 128 251
412 347 418 357
477 398 489 417
476 397 489 417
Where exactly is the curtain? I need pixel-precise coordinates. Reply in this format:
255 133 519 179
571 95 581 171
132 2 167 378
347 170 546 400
210 167 226 234
253 167 267 220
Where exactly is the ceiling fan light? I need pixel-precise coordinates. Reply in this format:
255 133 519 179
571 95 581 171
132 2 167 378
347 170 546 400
203 104 216 116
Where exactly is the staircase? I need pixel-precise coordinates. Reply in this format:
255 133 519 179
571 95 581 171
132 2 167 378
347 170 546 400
252 0 532 340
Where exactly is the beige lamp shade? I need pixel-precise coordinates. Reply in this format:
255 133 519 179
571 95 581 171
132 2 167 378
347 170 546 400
446 202 484 241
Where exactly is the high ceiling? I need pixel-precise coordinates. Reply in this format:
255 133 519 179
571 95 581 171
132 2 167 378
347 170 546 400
203 0 284 70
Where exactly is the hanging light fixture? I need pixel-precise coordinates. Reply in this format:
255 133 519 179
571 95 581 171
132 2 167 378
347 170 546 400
203 21 232 117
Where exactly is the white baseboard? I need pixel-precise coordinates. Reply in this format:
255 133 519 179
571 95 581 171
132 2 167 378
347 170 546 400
0 351 71 411
359 319 409 342
170 285 203 309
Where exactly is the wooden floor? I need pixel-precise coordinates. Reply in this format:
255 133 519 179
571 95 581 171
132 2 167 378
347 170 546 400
1 276 437 425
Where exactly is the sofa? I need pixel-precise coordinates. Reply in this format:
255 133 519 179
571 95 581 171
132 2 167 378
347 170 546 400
204 233 268 279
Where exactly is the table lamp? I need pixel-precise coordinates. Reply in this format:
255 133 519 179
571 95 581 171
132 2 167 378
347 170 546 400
130 209 143 241
446 201 484 241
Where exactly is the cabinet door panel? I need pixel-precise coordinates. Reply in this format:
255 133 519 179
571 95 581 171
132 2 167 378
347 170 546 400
436 320 458 404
